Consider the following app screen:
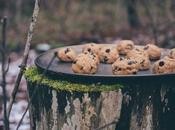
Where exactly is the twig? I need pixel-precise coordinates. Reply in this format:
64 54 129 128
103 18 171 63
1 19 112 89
93 121 117 130
1 16 9 130
16 52 56 130
5 58 10 74
7 0 41 118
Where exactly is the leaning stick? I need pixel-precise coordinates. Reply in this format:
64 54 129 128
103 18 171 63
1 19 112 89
7 0 41 118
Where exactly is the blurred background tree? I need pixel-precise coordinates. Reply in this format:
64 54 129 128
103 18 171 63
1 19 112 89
0 0 175 51
125 0 141 28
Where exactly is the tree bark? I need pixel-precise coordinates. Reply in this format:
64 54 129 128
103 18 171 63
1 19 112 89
27 82 123 130
25 67 175 130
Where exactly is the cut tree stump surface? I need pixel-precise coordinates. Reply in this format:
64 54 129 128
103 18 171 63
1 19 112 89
25 67 175 130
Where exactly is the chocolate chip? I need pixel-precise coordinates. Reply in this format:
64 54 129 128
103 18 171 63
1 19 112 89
159 61 164 66
114 67 118 70
144 46 149 50
87 48 91 52
128 61 132 65
65 48 70 54
93 54 96 57
118 68 121 71
106 49 110 53
140 59 145 64
119 57 124 61
67 56 71 59
104 56 108 63
132 71 137 74
127 44 133 49
128 60 135 65
73 60 77 64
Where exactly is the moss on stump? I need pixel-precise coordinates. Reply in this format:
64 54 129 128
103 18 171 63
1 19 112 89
24 67 123 92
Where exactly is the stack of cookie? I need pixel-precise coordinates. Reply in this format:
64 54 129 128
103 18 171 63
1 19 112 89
112 40 161 75
56 41 175 75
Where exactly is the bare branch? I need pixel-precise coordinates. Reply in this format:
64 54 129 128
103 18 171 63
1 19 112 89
1 16 9 130
7 0 41 118
16 52 56 130
5 57 10 74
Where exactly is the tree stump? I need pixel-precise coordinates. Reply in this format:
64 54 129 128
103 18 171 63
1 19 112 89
25 67 175 130
25 67 123 130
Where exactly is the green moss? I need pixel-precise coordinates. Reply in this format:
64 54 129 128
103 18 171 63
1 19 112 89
24 67 123 92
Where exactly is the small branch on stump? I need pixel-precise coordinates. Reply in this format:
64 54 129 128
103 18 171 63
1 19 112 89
7 0 41 118
16 52 56 130
0 16 9 130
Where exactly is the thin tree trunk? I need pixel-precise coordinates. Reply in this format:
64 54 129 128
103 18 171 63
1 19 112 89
1 16 9 130
125 0 141 28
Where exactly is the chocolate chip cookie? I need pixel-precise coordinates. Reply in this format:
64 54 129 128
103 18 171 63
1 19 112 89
112 58 139 75
57 47 76 62
169 48 175 59
82 43 100 55
116 40 135 55
152 56 175 74
99 46 119 64
72 53 98 74
143 44 161 60
126 49 150 70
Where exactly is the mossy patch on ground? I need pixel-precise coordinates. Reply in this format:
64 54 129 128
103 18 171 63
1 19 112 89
24 67 123 92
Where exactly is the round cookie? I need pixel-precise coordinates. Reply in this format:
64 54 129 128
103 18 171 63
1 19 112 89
99 46 119 64
82 43 100 55
169 48 175 59
126 47 148 58
83 51 100 65
116 40 135 55
126 50 150 70
152 56 175 74
112 58 139 75
72 53 98 74
143 44 161 60
57 47 76 62
135 56 150 70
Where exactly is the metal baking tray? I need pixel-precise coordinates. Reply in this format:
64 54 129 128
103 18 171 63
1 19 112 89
35 44 175 84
